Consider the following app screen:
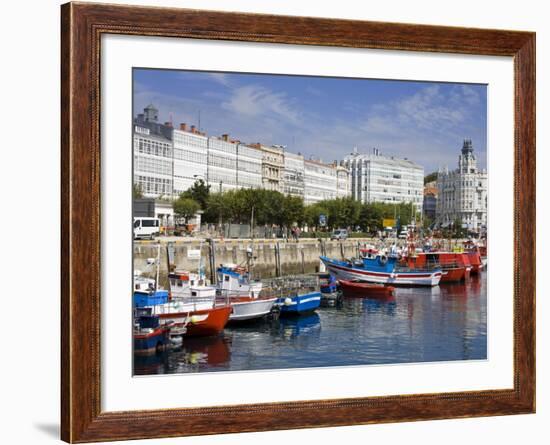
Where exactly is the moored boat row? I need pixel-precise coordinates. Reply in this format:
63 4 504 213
134 249 323 354
134 240 487 355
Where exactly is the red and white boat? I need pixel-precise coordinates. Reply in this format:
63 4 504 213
321 255 442 287
151 270 231 337
403 252 472 283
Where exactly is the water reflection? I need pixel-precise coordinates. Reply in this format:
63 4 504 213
135 272 487 375
278 313 321 339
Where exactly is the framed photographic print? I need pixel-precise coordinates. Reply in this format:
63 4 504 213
61 2 535 442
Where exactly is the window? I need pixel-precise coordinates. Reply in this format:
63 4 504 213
142 219 158 227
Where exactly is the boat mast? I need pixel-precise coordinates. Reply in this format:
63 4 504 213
155 243 160 292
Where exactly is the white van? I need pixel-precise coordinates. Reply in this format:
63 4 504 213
133 217 160 240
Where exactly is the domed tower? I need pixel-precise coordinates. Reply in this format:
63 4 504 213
144 104 158 123
458 139 477 174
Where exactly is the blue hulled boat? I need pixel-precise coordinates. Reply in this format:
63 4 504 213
276 291 322 315
319 273 338 294
320 255 442 287
133 308 169 356
265 275 322 316
133 276 170 355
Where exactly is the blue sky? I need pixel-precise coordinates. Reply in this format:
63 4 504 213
133 69 487 174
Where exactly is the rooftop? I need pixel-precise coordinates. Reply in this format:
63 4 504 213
344 151 423 169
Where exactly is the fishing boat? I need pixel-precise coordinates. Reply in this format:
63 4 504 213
277 291 322 315
338 279 395 299
133 308 169 356
402 252 471 283
168 270 217 307
465 250 483 275
462 241 485 274
320 255 442 286
217 264 263 297
133 245 231 338
156 270 231 337
318 272 341 306
216 266 276 321
319 272 338 294
270 275 322 315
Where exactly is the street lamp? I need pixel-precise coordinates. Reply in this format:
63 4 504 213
218 180 223 236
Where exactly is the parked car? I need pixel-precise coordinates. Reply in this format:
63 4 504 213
330 229 348 240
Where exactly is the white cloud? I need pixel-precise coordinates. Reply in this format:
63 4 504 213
221 85 300 122
206 72 232 87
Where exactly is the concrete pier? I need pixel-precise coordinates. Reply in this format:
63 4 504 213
134 236 470 287
133 238 368 285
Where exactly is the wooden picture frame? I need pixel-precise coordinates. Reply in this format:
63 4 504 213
61 2 535 442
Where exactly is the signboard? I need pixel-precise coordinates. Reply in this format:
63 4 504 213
187 249 201 260
382 218 396 228
319 214 327 227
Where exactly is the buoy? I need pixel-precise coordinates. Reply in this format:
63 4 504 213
190 315 200 324
284 297 293 306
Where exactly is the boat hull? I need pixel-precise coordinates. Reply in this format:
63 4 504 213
134 328 168 355
323 260 441 286
158 306 232 337
440 267 466 283
276 292 321 315
338 280 395 299
228 297 277 321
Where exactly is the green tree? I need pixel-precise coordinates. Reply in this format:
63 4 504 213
452 218 465 238
359 203 384 233
252 190 284 226
202 192 230 224
173 197 200 224
424 172 438 184
304 203 329 229
132 183 143 199
181 179 210 210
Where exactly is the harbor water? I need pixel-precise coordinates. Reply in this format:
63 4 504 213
134 271 487 375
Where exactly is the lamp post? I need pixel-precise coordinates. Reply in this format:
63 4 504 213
190 174 206 235
218 180 223 237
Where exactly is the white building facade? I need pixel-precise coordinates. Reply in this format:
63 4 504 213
436 139 487 231
236 143 263 189
283 151 305 198
208 136 238 192
172 125 208 195
344 149 424 211
304 160 338 204
133 129 173 198
336 164 351 199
